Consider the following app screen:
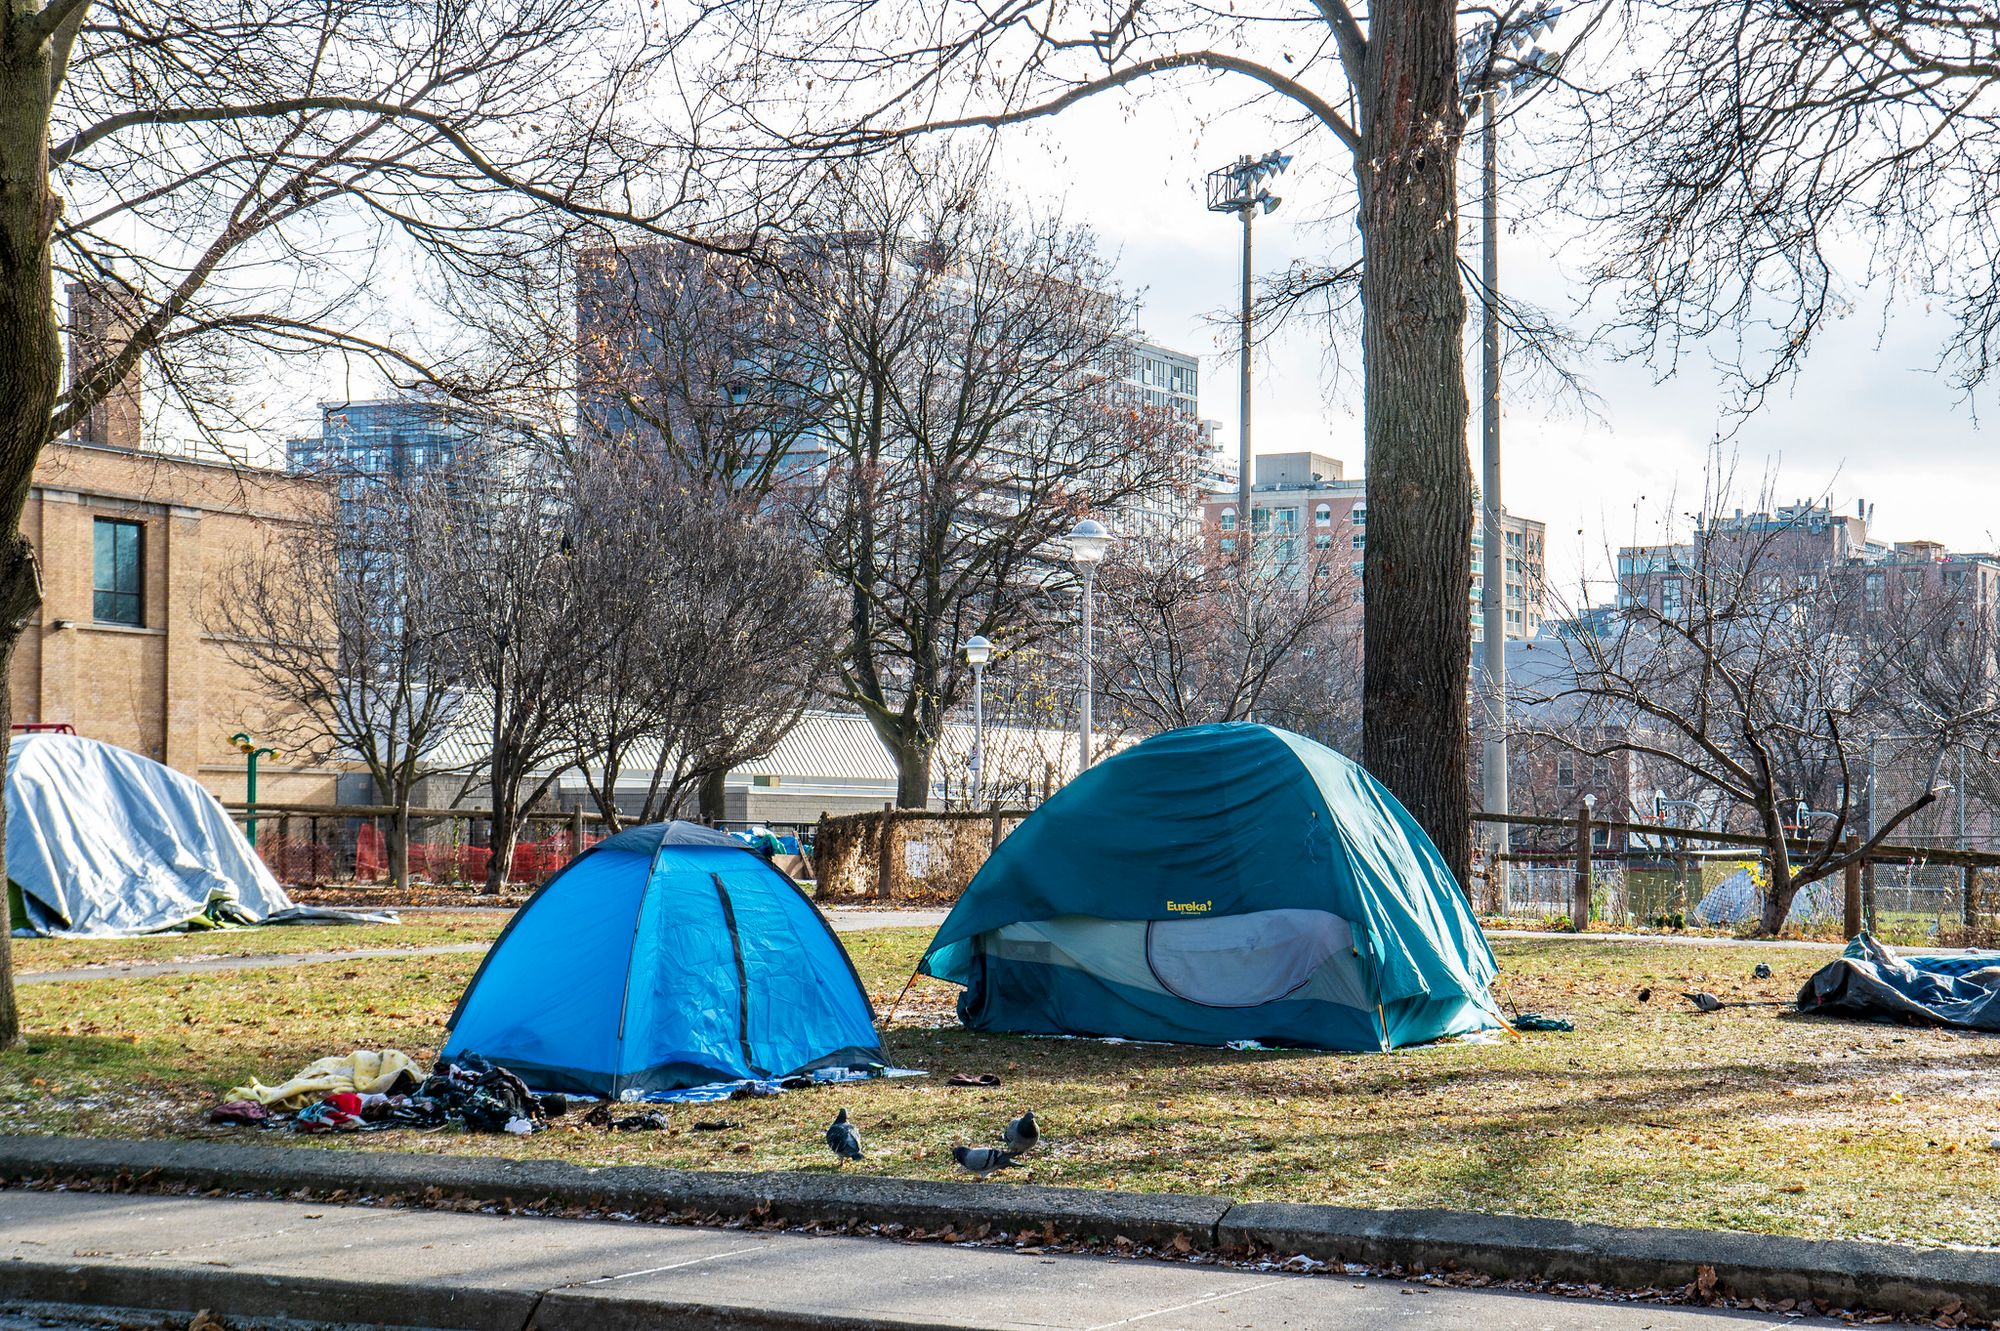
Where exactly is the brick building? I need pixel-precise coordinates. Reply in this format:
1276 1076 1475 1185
11 440 340 804
20 281 338 801
1616 500 2000 620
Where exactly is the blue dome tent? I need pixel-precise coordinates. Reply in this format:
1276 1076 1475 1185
444 822 884 1096
920 723 1503 1051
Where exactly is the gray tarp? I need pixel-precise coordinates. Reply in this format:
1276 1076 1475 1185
1796 933 2000 1031
5 733 391 937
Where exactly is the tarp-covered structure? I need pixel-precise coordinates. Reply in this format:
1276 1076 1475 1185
4 732 352 937
1690 867 1841 930
919 723 1504 1051
444 821 884 1096
1797 933 2000 1030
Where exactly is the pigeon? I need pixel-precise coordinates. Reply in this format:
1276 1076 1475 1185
952 1145 1019 1178
1753 963 1773 979
825 1108 864 1163
1003 1110 1039 1154
1681 990 1726 1013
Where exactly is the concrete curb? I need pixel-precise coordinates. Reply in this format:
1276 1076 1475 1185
0 1135 1993 1325
1221 1202 2000 1321
0 1256 531 1330
0 1135 1228 1252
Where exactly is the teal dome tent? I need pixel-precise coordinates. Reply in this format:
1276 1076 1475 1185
920 723 1502 1050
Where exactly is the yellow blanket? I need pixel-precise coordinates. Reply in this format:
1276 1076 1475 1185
227 1049 422 1110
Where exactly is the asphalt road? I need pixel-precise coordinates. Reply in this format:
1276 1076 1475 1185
0 1188 1820 1331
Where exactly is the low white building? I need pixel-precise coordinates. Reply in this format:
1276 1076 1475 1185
399 707 1086 828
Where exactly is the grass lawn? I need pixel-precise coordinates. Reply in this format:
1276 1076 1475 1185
1 927 1996 1249
9 912 508 973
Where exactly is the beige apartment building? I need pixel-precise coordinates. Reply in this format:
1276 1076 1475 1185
9 438 340 805
1201 450 1548 641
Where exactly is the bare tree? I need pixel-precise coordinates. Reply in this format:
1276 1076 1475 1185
694 0 1581 879
559 447 837 828
1522 479 1958 934
415 448 618 893
1095 538 1363 748
0 0 737 1037
780 153 1182 806
210 474 460 888
575 245 829 497
1555 0 2000 401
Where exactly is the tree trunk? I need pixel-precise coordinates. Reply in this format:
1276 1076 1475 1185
1356 0 1474 886
1756 812 1796 936
698 767 727 823
0 20 65 1046
388 801 410 892
484 787 518 894
0 632 27 1045
892 733 932 808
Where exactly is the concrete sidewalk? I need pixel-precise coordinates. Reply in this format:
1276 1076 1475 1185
0 1188 1803 1330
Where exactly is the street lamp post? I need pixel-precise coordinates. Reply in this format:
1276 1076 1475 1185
230 731 279 847
962 635 992 806
1206 150 1293 546
1067 519 1111 772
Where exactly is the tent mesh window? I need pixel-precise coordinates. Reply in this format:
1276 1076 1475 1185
1144 909 1351 1008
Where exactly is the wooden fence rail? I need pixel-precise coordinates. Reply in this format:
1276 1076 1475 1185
1474 808 2000 937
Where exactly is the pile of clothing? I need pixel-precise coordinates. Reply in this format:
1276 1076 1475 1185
210 1050 567 1135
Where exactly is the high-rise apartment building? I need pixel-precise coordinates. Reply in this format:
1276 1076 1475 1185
1200 450 1547 640
1616 499 2000 621
286 394 528 482
573 238 1210 540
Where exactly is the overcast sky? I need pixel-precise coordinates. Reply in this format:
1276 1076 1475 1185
987 85 2000 608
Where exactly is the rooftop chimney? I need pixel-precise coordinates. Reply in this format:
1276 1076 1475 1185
67 281 142 451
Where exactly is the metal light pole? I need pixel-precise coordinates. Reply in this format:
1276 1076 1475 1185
230 731 278 846
1478 85 1511 856
963 634 992 805
1067 519 1110 772
1206 150 1292 545
1459 4 1558 863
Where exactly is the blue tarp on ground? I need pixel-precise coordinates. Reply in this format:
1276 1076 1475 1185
1797 933 2000 1030
919 723 1503 1052
6 733 304 937
443 822 885 1097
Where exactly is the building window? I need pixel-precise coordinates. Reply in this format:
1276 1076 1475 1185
1315 533 1332 550
1351 506 1367 525
1865 571 1884 612
1315 504 1332 526
1274 507 1299 534
92 518 144 627
1556 755 1575 789
1219 507 1237 532
1352 532 1366 550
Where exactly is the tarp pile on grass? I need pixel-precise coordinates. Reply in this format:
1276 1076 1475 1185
6 733 393 937
919 722 1504 1052
1797 933 2000 1030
